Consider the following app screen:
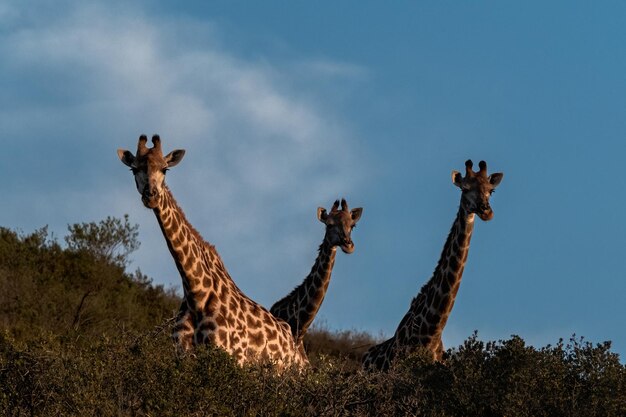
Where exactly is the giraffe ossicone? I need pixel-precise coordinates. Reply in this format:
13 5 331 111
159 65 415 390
118 135 307 368
270 198 362 351
362 159 503 371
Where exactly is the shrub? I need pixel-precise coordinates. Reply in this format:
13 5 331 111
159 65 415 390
1 219 625 416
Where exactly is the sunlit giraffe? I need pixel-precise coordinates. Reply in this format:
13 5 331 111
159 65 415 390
362 160 503 371
118 135 307 367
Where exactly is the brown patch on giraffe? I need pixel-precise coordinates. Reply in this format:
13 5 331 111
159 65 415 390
427 286 435 300
456 232 466 246
266 327 278 340
204 293 217 315
193 290 207 305
313 275 323 288
193 263 203 278
449 256 460 271
432 291 442 308
229 297 239 312
428 311 441 324
211 278 221 294
263 313 274 326
249 330 265 347
216 268 227 281
215 315 226 327
183 256 194 272
247 315 262 328
236 310 246 326
216 329 228 343
221 285 231 299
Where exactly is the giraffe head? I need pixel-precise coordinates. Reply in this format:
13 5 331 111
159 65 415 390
317 199 363 254
117 135 186 209
452 160 503 221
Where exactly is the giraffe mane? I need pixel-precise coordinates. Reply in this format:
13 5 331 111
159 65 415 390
161 185 221 260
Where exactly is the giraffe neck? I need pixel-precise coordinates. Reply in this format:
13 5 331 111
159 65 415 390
270 237 337 342
153 186 230 311
152 186 307 367
396 206 475 349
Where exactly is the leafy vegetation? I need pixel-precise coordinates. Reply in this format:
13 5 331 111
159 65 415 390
0 217 178 344
1 217 625 416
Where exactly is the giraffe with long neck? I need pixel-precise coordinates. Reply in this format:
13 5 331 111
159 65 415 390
270 199 362 350
118 135 307 367
362 160 503 371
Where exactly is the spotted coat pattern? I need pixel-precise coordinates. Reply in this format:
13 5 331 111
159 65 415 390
270 199 362 352
362 160 503 371
119 135 307 368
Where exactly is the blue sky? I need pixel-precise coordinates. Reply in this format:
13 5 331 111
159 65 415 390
2 1 626 357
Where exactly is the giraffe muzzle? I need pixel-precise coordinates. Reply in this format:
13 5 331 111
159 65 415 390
340 239 355 254
478 208 494 221
142 188 160 208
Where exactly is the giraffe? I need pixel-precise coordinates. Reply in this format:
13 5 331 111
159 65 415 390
270 199 362 352
362 160 503 371
117 135 307 367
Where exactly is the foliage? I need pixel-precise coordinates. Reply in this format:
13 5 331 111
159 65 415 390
304 323 379 369
2 330 625 417
65 214 140 267
1 219 626 416
0 219 179 344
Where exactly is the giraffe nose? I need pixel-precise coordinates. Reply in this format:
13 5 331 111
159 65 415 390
478 204 494 221
142 186 158 199
340 237 354 253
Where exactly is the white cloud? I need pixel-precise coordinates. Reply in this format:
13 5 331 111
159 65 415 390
0 2 365 306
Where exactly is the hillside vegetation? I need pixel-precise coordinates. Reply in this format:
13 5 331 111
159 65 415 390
1 217 625 416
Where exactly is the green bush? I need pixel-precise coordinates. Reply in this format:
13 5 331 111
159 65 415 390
2 330 625 416
0 219 179 344
1 219 625 416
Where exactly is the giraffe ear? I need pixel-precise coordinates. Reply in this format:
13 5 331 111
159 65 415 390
165 149 186 167
317 207 328 222
351 207 363 223
117 149 135 167
452 170 463 188
489 173 503 188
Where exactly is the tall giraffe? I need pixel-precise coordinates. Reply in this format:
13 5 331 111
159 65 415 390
270 199 362 351
117 135 307 367
362 160 503 371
